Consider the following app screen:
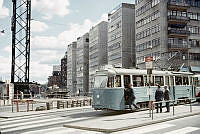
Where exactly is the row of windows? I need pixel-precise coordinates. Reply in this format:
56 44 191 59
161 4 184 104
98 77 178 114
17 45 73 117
108 21 121 33
108 52 121 61
190 53 200 61
136 10 160 28
136 52 160 64
108 31 121 42
90 52 98 59
136 24 160 41
136 0 160 17
186 0 200 7
108 10 121 22
168 10 187 17
108 42 121 52
89 44 98 52
188 25 200 34
189 39 200 47
168 25 200 35
168 10 200 21
136 38 160 52
135 0 143 5
168 38 187 46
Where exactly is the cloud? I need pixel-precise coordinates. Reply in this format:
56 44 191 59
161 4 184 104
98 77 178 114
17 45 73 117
30 61 52 84
31 20 48 32
0 0 9 19
32 0 70 19
31 13 108 66
1 13 108 83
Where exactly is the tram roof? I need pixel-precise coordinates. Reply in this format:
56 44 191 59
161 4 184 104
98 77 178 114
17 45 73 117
96 67 194 76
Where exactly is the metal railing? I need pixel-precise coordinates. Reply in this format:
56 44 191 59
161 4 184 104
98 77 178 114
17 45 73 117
168 1 190 7
150 97 200 120
168 15 190 21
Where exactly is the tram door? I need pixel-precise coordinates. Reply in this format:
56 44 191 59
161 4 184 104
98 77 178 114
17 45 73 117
124 75 131 88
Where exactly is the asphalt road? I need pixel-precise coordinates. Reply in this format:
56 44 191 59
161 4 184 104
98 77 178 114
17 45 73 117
0 106 200 134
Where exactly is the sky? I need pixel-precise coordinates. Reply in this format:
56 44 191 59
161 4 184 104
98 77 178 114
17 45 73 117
0 0 134 84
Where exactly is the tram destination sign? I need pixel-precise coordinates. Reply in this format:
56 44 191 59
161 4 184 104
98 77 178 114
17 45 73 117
145 56 153 69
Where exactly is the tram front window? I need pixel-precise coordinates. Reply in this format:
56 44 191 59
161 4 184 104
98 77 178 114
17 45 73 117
94 75 108 88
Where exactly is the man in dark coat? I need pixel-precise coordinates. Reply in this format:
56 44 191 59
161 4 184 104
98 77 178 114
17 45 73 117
164 86 170 112
124 84 139 110
155 85 163 113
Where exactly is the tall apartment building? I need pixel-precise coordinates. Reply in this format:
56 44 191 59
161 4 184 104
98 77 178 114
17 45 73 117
89 21 108 90
67 42 77 94
107 3 136 68
76 33 89 95
135 0 200 70
61 51 67 88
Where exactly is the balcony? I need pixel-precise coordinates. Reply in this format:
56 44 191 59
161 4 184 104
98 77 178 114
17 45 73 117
168 43 189 51
168 15 190 25
168 1 190 10
168 29 190 38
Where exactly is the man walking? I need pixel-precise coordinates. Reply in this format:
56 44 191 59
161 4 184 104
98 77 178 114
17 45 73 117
155 85 163 113
124 83 139 110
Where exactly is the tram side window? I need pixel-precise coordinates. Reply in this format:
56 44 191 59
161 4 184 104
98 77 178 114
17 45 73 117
183 77 189 85
170 76 174 86
124 75 131 88
132 75 144 87
165 76 170 86
175 76 182 85
155 76 164 86
107 77 114 88
115 75 121 87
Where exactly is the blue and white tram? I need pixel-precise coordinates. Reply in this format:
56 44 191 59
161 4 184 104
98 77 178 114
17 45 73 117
193 74 200 97
92 67 195 110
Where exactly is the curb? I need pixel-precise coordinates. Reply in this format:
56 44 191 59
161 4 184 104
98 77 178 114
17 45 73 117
63 111 200 133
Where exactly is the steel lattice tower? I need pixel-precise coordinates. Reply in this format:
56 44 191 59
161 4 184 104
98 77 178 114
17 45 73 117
11 0 31 91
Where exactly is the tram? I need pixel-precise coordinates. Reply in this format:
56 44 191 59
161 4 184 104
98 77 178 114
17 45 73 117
193 74 200 98
92 66 196 110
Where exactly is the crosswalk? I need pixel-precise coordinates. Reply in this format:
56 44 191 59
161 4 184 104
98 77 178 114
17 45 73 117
0 109 102 134
0 111 199 134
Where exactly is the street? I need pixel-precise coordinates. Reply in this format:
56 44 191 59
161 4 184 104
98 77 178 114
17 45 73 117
0 106 200 134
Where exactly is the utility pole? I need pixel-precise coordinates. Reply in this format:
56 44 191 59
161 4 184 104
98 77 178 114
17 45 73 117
11 0 31 95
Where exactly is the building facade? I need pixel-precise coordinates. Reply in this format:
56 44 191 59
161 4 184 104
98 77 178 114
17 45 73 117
48 65 62 88
107 3 136 68
61 51 67 88
89 21 108 91
67 42 77 94
76 33 89 95
135 0 200 70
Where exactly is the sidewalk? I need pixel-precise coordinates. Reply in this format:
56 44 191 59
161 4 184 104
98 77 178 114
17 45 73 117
63 103 200 133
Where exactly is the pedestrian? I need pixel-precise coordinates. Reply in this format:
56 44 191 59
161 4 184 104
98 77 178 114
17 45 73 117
20 91 24 100
124 83 139 110
164 86 170 112
155 84 163 113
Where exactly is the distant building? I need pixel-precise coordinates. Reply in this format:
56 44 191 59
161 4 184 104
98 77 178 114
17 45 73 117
48 65 62 88
61 51 67 88
135 0 200 70
67 42 77 94
76 33 89 95
89 21 108 91
107 3 136 68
